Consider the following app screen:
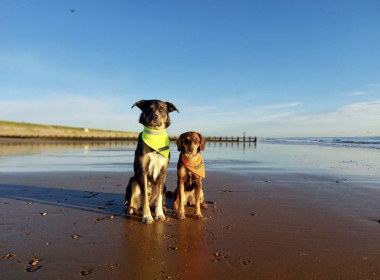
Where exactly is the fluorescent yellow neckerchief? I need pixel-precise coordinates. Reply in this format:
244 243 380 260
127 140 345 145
141 126 170 158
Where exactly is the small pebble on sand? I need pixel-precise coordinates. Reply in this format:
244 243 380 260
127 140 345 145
81 270 92 276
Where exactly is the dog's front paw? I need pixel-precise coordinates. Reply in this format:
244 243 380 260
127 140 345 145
142 215 154 224
177 211 185 220
195 213 203 219
155 214 166 222
173 201 179 210
128 207 135 215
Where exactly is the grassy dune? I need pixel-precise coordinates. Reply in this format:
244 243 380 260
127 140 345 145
0 120 139 140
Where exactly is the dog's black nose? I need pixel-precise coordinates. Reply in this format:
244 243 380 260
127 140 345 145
153 114 158 120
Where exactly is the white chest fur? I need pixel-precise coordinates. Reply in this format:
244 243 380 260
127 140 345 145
147 152 168 181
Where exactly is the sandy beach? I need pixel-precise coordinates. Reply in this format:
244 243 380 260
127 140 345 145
1 170 380 279
1 140 380 279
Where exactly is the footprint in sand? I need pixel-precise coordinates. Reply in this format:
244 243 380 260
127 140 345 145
238 258 254 266
210 251 228 262
0 253 16 260
222 224 232 230
26 258 43 272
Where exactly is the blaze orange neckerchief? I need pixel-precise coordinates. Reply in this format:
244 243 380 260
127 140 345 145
181 153 205 178
141 126 170 157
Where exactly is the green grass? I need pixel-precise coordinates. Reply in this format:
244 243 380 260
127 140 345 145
0 120 138 138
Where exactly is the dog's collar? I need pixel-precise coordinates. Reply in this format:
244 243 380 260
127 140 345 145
143 126 166 135
142 126 170 157
181 153 205 178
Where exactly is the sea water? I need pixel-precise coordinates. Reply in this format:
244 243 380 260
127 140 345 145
261 136 380 149
0 138 379 180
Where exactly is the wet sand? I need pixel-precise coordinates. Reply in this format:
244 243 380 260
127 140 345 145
1 170 380 280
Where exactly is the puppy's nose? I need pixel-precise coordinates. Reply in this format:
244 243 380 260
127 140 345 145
153 114 158 120
189 147 194 152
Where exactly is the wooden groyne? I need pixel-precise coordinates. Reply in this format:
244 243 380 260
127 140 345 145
205 136 257 143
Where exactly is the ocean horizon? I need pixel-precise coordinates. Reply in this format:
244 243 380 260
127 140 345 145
261 136 380 149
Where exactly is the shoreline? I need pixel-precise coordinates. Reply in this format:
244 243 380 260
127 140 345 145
1 170 380 279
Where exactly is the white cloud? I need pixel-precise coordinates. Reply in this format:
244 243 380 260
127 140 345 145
202 99 380 137
259 102 301 109
0 96 138 132
1 96 379 137
349 91 367 96
367 83 380 88
273 100 380 136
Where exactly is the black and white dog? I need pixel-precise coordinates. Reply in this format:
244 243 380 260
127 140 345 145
125 99 178 224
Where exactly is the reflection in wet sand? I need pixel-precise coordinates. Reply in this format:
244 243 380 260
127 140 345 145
0 140 137 156
122 213 212 279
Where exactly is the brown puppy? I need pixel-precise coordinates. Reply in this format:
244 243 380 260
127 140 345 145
125 99 178 224
173 132 207 219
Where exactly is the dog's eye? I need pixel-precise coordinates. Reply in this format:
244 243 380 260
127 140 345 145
159 107 164 112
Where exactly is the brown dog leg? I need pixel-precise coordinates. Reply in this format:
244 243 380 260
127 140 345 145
178 181 186 220
194 181 203 219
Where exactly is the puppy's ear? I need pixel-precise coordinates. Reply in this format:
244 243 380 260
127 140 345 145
198 133 206 151
177 134 184 152
131 100 147 111
166 102 179 113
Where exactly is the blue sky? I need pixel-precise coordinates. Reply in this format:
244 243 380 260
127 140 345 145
1 0 379 137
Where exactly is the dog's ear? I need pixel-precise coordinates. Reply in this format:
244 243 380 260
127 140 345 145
177 133 184 152
131 100 147 111
166 102 179 113
198 133 206 152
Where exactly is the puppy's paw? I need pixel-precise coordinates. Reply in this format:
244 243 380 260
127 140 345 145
173 202 179 210
155 214 166 222
128 207 135 215
142 215 154 224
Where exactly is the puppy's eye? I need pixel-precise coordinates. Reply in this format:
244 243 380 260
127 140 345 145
159 107 164 112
